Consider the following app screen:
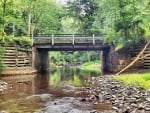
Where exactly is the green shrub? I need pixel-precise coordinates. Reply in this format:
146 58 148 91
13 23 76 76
0 33 32 47
14 36 32 47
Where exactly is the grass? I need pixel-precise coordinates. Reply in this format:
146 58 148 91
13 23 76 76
113 72 150 90
80 60 101 73
82 60 100 66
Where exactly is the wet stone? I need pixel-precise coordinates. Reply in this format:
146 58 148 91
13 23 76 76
112 106 119 111
146 98 150 102
34 75 150 113
0 81 9 93
145 107 150 111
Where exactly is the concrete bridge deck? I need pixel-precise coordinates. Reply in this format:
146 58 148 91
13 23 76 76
33 34 109 51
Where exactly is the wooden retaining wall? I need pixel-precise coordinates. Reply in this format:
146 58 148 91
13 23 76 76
128 42 150 69
2 46 32 69
144 45 150 69
117 41 150 71
129 45 144 69
130 43 150 69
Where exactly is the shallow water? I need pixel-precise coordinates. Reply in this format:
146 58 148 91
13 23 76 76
0 68 113 113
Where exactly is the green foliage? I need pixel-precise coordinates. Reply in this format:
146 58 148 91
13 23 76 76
0 0 149 49
0 33 32 47
114 73 150 90
50 51 101 67
32 0 64 34
82 60 100 66
14 36 32 47
93 0 150 47
50 52 66 66
0 0 65 36
61 17 80 34
81 60 101 73
66 0 98 34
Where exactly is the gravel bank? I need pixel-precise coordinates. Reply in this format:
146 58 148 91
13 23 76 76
90 76 150 113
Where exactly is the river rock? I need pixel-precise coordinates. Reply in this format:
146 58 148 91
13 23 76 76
26 94 52 102
0 111 7 113
146 98 150 102
36 75 150 113
0 81 9 92
112 106 119 111
89 76 150 113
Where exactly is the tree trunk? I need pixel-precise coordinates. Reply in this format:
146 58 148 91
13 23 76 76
28 8 31 36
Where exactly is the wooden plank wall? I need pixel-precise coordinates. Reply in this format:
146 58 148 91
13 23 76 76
129 42 150 69
144 45 150 69
129 45 144 69
2 46 32 69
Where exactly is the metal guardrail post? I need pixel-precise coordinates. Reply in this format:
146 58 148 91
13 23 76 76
93 34 95 45
52 34 54 45
72 34 75 45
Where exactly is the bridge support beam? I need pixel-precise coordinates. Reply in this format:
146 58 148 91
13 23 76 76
102 46 119 73
33 48 50 72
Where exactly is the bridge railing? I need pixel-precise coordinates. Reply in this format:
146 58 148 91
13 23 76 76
33 34 106 45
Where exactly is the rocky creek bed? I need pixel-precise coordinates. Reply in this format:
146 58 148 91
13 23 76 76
91 76 150 113
1 76 150 113
34 76 150 113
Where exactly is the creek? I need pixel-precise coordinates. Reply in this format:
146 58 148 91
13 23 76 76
0 67 113 113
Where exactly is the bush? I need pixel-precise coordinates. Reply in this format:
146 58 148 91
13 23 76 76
0 33 32 47
14 36 32 47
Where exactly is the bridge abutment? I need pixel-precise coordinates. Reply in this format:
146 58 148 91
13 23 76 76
102 46 119 73
33 46 119 74
33 48 50 72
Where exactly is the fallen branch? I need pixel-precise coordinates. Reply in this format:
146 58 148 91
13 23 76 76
116 40 150 75
139 53 150 59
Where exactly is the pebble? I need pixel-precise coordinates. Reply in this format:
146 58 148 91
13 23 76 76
87 76 150 112
0 81 8 92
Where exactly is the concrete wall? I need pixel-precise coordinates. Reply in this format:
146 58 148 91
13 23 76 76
34 46 119 74
102 46 119 73
34 45 145 74
33 48 50 72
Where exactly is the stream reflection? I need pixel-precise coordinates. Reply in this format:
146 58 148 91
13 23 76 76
0 71 49 95
50 68 100 87
0 68 101 112
0 68 100 95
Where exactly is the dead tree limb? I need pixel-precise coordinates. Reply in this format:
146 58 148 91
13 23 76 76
139 53 150 59
116 40 150 75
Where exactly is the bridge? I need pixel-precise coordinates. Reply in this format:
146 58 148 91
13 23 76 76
33 34 109 51
33 34 118 74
